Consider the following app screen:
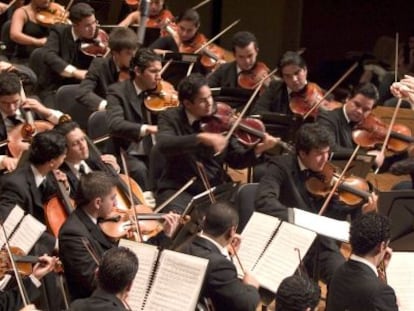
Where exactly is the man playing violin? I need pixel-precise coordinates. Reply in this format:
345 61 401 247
76 27 139 112
327 213 398 311
59 171 180 300
0 72 63 173
156 73 278 213
255 123 378 284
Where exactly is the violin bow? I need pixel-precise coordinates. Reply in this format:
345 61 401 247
81 238 100 266
60 0 74 23
153 177 196 213
0 139 8 148
186 19 240 76
195 161 216 204
191 0 211 11
318 144 360 216
303 62 358 120
0 0 17 15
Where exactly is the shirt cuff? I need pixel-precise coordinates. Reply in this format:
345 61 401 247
140 124 149 137
98 100 107 111
29 274 42 288
63 65 77 78
46 109 64 125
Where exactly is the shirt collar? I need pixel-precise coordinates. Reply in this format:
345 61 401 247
199 232 230 259
30 164 46 187
185 109 199 126
84 209 98 225
71 28 79 42
133 80 143 96
66 160 90 178
350 254 378 277
297 156 308 171
342 105 351 123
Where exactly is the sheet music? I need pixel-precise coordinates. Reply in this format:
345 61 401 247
387 252 414 311
253 222 316 292
293 208 350 242
143 250 208 311
0 205 25 245
119 239 159 310
8 214 45 254
236 212 281 276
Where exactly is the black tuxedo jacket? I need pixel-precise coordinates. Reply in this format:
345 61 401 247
0 278 40 311
327 259 398 311
252 79 290 114
70 288 128 311
179 236 260 311
59 208 116 300
106 79 152 154
208 61 238 88
76 56 119 111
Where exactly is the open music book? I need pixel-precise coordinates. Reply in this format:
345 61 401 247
119 239 208 311
0 205 46 254
235 212 317 292
387 252 414 311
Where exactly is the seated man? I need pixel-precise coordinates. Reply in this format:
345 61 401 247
70 247 138 311
327 213 398 311
178 202 260 311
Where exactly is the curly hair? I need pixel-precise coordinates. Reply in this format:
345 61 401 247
295 123 334 154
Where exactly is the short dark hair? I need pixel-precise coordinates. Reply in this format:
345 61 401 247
97 247 139 294
178 73 208 103
130 48 161 73
351 82 379 102
279 51 306 71
232 31 258 52
176 9 200 27
0 72 21 96
69 3 95 24
203 202 239 237
295 123 333 154
29 130 66 165
350 213 391 256
109 27 138 52
276 275 321 311
75 171 117 207
54 120 80 138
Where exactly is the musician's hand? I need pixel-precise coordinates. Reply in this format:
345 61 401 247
243 271 259 289
254 133 280 155
162 212 181 238
1 156 18 172
0 3 7 15
101 154 120 173
228 234 242 255
367 149 384 168
32 254 59 280
35 37 47 47
197 132 228 154
19 304 40 311
53 169 70 191
0 61 13 72
383 246 393 268
362 193 378 214
21 98 50 118
73 69 87 80
145 125 158 135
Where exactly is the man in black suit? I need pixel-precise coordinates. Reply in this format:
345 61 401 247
156 73 278 213
255 123 378 283
106 48 161 191
76 27 138 112
178 202 260 311
37 3 97 107
326 213 398 311
70 247 138 311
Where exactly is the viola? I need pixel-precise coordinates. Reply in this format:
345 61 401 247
238 62 270 90
305 162 371 206
144 80 179 112
352 113 414 153
80 29 110 58
289 82 342 118
35 2 69 26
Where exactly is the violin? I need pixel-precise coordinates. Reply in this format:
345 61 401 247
353 113 414 153
201 102 294 152
305 162 371 206
80 29 110 58
124 0 140 7
238 62 271 90
35 2 69 26
144 80 179 112
289 82 342 118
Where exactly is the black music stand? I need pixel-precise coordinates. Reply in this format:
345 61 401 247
211 87 255 111
378 190 414 251
161 52 202 88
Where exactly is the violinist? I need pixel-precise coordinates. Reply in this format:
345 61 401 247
9 0 51 63
76 27 138 112
255 123 378 284
58 171 180 300
156 73 278 213
36 2 97 107
327 213 398 311
0 72 63 173
106 48 161 191
390 74 414 109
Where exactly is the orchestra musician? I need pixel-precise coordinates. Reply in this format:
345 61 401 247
255 123 378 284
106 48 160 191
178 202 260 311
155 73 278 213
76 27 139 113
326 213 398 311
36 2 98 107
70 247 138 311
58 171 180 300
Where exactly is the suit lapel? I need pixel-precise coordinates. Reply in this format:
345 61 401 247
126 80 144 121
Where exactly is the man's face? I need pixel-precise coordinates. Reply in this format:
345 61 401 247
65 127 89 163
0 94 21 116
97 187 118 219
345 94 375 123
135 60 162 91
177 20 198 42
234 42 258 72
73 15 97 40
113 49 136 70
281 64 307 93
299 146 330 172
184 85 214 119
149 0 164 16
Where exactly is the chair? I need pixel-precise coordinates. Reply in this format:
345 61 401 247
87 110 116 154
0 20 16 59
234 183 258 233
55 84 91 130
